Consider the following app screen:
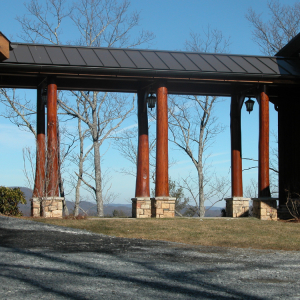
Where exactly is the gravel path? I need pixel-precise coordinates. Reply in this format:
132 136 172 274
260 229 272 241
0 215 300 300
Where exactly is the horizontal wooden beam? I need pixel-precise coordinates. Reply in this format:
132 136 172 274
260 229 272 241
0 32 10 61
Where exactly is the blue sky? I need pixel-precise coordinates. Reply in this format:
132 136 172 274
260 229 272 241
0 0 295 205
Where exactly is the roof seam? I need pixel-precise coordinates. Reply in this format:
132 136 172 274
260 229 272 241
169 53 186 70
242 57 262 74
138 51 154 69
124 50 138 68
154 51 170 70
227 55 247 73
44 46 54 65
108 49 121 68
198 54 218 72
213 54 233 72
270 58 292 75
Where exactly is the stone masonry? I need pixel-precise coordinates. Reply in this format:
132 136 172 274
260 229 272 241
151 197 176 218
31 197 64 218
131 198 151 218
252 198 278 220
225 198 250 217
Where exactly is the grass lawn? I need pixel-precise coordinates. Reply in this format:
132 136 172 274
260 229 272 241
32 217 300 251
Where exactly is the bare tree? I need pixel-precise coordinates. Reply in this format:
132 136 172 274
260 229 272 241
10 0 155 217
168 27 230 217
246 0 300 55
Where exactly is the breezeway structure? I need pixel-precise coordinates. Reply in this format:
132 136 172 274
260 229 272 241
1 31 300 220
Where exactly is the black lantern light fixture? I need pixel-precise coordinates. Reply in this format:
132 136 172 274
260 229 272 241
147 93 156 110
245 97 255 114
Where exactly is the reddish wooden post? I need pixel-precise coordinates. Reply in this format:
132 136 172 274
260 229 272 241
252 86 277 220
155 84 169 197
46 78 59 197
230 94 243 197
33 86 46 198
151 83 175 218
31 87 46 217
132 90 151 218
258 86 271 198
135 90 150 197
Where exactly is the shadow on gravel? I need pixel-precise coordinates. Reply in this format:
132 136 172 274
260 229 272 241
0 226 267 299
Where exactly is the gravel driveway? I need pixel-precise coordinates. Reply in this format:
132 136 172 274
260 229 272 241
0 215 300 300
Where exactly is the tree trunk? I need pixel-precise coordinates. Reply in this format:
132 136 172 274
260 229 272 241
74 117 84 217
94 141 104 217
198 168 205 217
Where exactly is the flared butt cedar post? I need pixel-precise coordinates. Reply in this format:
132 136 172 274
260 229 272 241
252 85 277 220
31 86 46 217
44 77 63 218
225 94 250 217
131 90 151 218
151 83 175 218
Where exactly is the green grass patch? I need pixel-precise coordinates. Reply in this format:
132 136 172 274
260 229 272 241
32 217 300 251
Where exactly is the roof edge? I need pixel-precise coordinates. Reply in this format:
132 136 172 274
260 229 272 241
276 32 300 57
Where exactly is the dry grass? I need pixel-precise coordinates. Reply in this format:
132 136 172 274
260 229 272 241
33 217 300 251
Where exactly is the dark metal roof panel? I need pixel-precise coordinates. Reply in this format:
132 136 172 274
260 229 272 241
4 50 16 63
215 55 246 73
200 54 231 72
258 57 290 75
77 48 103 66
13 45 34 63
140 51 168 69
110 49 136 68
186 53 215 71
45 46 69 65
93 49 119 67
155 52 184 70
274 59 300 76
61 47 86 66
170 53 199 70
125 50 152 68
29 45 52 64
244 57 276 74
229 56 261 73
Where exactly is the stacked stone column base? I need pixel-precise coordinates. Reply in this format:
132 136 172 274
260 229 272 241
252 198 278 220
151 197 176 218
131 197 151 218
31 197 64 218
225 197 250 217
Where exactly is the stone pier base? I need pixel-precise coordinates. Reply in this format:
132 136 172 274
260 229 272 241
151 197 176 218
225 197 250 217
278 200 300 220
252 198 278 220
131 197 151 218
31 197 64 218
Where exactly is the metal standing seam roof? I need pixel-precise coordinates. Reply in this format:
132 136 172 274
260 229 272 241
3 43 300 78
